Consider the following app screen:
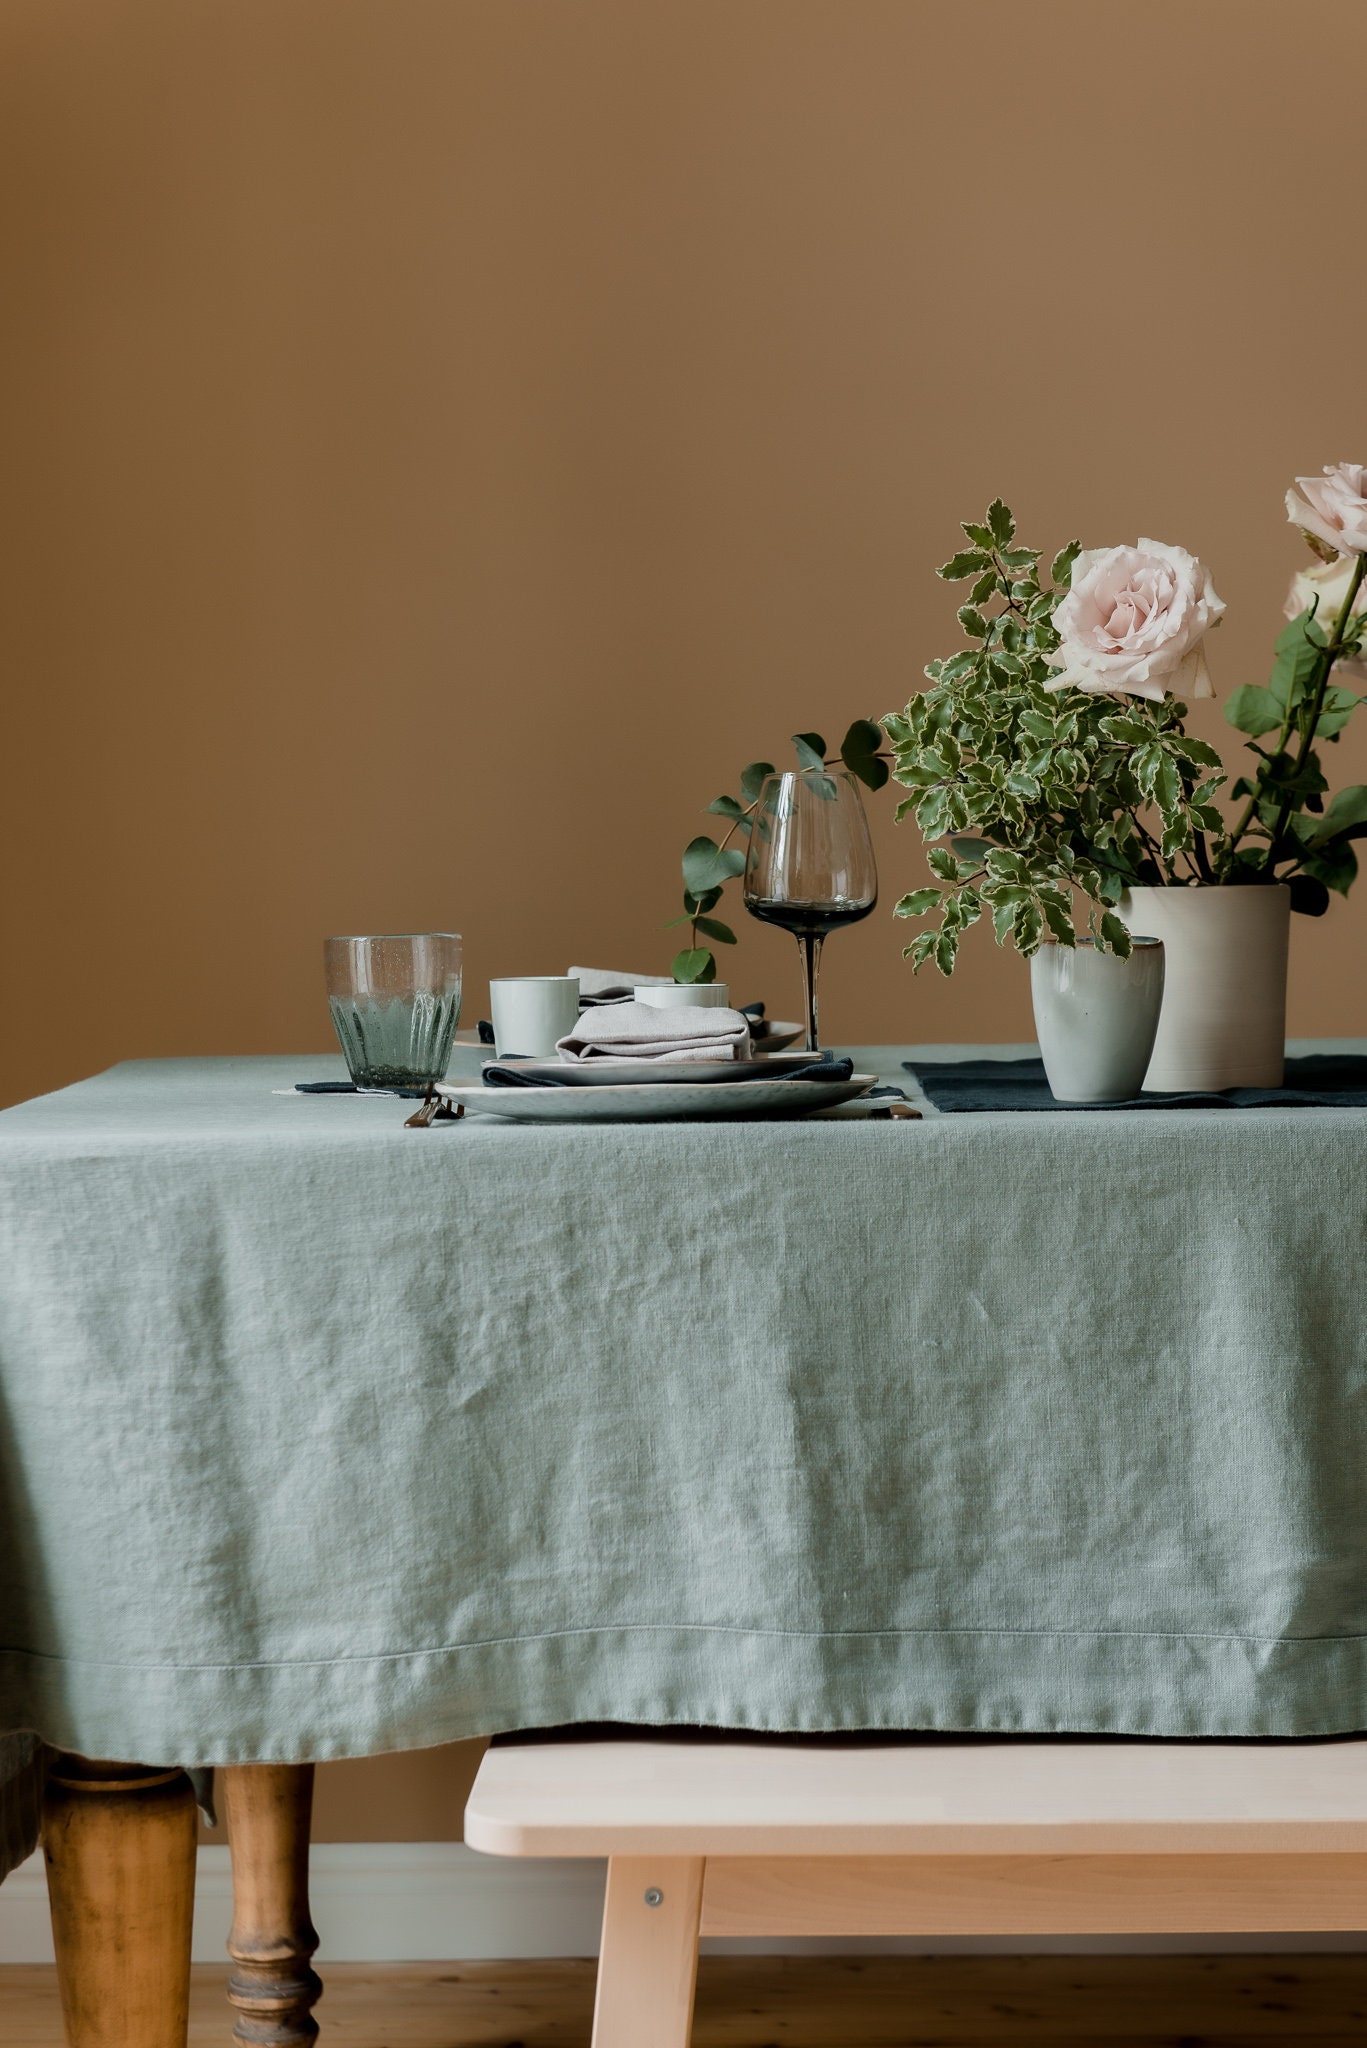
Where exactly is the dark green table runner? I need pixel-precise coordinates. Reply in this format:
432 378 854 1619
907 1052 1367 1112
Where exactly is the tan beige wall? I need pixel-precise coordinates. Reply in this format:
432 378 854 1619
6 1 1367 1841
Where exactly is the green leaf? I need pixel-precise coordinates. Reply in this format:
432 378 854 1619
1173 735 1224 769
740 759 776 803
1287 875 1330 918
1012 901 1043 954
934 931 959 975
1041 898 1075 944
671 947 715 983
791 732 827 772
681 835 747 896
915 787 949 836
706 794 746 820
1099 911 1133 959
937 549 991 580
968 570 996 606
693 915 737 945
987 498 1015 545
957 606 989 640
1050 540 1081 586
1099 715 1152 746
895 888 942 917
961 521 995 547
1316 685 1360 739
1314 784 1367 841
927 846 961 879
1225 684 1281 737
1153 754 1181 814
1302 840 1358 896
1268 613 1325 711
840 718 890 790
1000 547 1039 570
682 885 722 915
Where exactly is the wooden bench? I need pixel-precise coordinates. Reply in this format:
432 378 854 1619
465 1735 1367 2047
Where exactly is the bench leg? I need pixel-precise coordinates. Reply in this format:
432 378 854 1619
42 1757 197 2048
591 1854 704 2048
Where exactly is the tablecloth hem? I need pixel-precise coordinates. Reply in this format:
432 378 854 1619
6 1621 1367 1763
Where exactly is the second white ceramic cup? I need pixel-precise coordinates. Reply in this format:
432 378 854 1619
636 983 732 1010
490 976 581 1057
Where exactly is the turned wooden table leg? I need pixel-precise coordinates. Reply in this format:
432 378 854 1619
42 1756 197 2048
222 1764 321 2047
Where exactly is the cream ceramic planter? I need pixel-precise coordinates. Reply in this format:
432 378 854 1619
1030 938 1166 1102
1121 885 1289 1091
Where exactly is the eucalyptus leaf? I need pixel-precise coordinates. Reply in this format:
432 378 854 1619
740 759 776 802
693 915 737 945
791 732 827 773
681 836 747 895
671 947 715 983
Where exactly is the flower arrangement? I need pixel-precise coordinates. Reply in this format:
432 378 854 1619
888 466 1367 972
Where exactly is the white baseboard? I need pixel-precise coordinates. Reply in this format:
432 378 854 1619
4 1843 1366 1966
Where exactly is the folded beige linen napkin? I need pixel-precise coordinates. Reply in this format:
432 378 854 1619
555 999 752 1063
568 964 675 996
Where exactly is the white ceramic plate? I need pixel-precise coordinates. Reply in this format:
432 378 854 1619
438 1073 877 1122
483 1052 823 1087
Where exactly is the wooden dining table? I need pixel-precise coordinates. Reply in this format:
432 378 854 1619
4 1043 1366 2042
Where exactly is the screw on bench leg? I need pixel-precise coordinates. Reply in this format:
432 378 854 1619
591 1855 705 2048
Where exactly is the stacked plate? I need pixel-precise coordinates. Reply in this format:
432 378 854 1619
437 1052 878 1122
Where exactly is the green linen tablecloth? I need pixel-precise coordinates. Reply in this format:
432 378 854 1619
2 1046 1366 1873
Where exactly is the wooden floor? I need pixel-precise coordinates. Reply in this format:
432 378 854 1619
5 1956 1367 2046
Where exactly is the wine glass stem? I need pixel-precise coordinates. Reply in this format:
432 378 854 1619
798 931 825 1052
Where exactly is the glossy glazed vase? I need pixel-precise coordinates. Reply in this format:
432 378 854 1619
1030 938 1166 1102
1121 884 1289 1090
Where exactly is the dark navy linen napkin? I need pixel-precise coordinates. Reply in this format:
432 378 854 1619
481 1053 858 1089
905 1053 1367 1113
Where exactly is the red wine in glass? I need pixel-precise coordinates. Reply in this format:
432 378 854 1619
742 770 877 1051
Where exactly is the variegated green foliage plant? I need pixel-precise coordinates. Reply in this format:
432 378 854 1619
886 501 1225 973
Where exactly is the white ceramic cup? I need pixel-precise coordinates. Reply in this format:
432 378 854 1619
489 976 581 1057
636 983 732 1010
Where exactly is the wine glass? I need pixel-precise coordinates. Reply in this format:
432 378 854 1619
743 768 877 1051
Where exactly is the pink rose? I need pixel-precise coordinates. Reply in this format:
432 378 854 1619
1285 463 1367 557
1048 540 1225 702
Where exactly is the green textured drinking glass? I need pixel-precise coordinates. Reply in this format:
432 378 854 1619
324 933 463 1089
